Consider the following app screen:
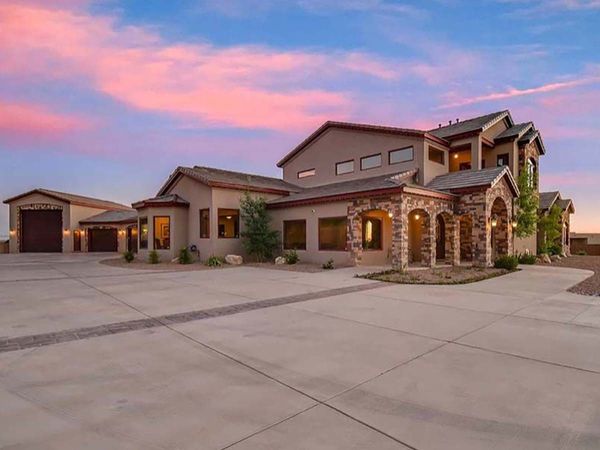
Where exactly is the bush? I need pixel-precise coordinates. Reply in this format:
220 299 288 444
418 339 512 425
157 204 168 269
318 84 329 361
284 249 299 265
205 255 225 267
148 250 160 264
322 258 334 270
179 247 193 264
576 250 587 256
517 252 537 265
239 193 280 262
123 250 135 263
494 255 519 270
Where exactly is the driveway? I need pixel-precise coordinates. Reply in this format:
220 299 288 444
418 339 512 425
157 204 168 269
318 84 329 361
0 254 599 449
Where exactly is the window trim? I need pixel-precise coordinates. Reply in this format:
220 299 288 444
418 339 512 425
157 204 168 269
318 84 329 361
335 159 355 176
297 168 316 179
217 208 240 239
362 216 383 251
153 216 170 250
199 208 210 239
318 216 348 251
283 219 307 250
388 146 414 165
428 147 446 165
360 153 382 171
139 216 148 250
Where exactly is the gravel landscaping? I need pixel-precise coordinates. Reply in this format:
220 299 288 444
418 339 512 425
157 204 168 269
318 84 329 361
359 265 511 285
542 255 600 296
100 257 230 271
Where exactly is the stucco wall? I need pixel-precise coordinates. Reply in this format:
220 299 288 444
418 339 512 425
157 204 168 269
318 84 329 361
281 128 426 187
423 142 449 184
514 234 537 255
136 206 188 261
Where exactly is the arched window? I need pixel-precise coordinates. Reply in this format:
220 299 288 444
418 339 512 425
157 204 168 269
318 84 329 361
526 158 537 188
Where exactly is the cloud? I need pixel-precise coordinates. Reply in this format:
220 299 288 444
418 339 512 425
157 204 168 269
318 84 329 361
0 2 405 132
498 0 600 15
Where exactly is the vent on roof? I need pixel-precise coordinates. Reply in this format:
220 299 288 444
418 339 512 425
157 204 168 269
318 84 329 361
438 123 442 128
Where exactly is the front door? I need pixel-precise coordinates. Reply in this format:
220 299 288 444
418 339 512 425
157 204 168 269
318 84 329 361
127 226 138 253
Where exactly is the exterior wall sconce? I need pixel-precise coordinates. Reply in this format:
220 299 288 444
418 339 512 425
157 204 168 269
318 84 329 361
118 229 126 236
63 229 71 235
388 211 393 218
414 213 420 220
511 220 518 228
491 217 498 228
9 229 16 236
453 153 459 159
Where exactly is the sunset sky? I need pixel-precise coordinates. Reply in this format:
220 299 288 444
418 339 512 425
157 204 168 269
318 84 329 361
1 0 599 235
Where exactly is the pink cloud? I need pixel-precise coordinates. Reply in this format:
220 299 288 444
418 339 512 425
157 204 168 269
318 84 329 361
0 3 402 132
0 100 90 140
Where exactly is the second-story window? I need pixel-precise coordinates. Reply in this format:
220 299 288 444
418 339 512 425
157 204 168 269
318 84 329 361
360 154 382 171
497 154 509 167
389 146 414 165
336 160 354 175
428 147 445 165
297 168 315 179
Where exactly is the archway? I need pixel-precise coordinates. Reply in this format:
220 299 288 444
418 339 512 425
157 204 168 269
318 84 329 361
491 197 509 258
435 212 454 263
408 209 431 265
359 209 392 266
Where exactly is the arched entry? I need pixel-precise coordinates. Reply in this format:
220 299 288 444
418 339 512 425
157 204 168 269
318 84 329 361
491 197 509 258
359 209 392 265
408 209 431 265
435 212 454 263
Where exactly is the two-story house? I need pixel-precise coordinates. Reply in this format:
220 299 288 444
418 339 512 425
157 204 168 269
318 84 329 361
4 110 574 267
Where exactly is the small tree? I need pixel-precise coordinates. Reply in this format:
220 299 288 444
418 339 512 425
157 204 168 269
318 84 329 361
239 192 280 262
514 163 538 238
538 204 562 254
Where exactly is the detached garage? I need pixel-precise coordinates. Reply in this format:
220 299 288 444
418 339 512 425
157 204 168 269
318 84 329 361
3 188 133 254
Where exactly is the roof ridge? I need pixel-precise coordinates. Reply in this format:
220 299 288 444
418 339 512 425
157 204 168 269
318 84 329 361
192 165 288 182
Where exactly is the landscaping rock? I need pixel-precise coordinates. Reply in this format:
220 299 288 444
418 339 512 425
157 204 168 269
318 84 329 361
171 257 180 263
550 255 561 262
225 254 243 265
274 256 286 265
539 253 551 264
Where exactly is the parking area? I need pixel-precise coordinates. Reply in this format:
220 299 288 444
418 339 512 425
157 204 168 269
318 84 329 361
1 254 599 449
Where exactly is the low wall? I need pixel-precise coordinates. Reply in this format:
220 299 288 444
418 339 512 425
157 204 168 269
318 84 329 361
570 238 600 256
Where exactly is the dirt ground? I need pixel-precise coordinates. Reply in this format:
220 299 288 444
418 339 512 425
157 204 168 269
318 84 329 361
542 255 600 296
359 266 510 285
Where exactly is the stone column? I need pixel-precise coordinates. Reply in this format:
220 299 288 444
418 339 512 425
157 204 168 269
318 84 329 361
473 215 491 267
391 198 408 271
422 214 436 267
347 203 362 266
451 217 461 266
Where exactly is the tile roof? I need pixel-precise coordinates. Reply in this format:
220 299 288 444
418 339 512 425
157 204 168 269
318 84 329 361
426 166 518 195
556 198 574 213
80 209 137 225
158 166 301 196
132 194 189 209
3 188 131 210
428 110 512 139
494 122 533 141
539 191 560 210
518 128 546 154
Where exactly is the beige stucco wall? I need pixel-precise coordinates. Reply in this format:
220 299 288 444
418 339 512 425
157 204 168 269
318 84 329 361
136 206 188 261
281 128 426 187
514 235 537 255
269 202 354 266
483 141 518 176
423 142 449 184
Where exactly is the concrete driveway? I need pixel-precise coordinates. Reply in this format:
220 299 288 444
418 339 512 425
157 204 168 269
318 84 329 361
0 254 599 449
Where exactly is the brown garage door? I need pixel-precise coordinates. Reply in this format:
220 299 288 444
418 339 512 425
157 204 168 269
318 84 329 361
88 228 118 252
20 209 63 253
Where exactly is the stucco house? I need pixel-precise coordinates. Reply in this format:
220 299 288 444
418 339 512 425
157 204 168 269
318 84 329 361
3 110 575 268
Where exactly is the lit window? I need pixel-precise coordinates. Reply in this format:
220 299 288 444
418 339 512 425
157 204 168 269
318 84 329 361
218 209 239 238
318 217 347 251
298 169 315 179
139 217 148 249
389 147 414 165
283 220 306 250
200 209 210 238
360 154 382 170
362 217 382 250
428 147 445 165
336 160 354 175
153 216 170 250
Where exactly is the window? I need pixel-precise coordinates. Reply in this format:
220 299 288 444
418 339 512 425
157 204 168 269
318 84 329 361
459 162 471 171
283 220 306 250
526 158 537 188
497 153 509 167
153 216 170 250
139 217 148 249
200 209 210 238
336 160 354 175
360 154 382 170
389 146 414 165
428 147 445 165
218 208 239 238
318 217 347 251
362 217 382 250
297 168 315 179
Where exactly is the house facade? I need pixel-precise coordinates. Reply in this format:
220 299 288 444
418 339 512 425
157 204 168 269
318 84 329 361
3 110 575 268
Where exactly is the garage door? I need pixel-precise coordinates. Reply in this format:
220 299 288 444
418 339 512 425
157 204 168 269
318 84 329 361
88 228 118 252
20 210 63 253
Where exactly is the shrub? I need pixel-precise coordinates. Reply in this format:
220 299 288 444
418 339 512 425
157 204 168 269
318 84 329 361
148 250 160 264
123 250 135 263
322 258 334 270
179 247 193 264
494 255 518 270
239 193 280 262
517 252 537 265
576 250 587 256
284 249 299 265
205 255 225 267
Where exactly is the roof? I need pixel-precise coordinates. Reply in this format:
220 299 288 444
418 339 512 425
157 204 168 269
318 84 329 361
132 194 190 209
539 191 560 211
518 129 547 154
276 121 449 168
429 110 513 139
494 122 533 141
556 198 575 214
426 166 519 196
158 166 300 196
267 170 455 208
3 188 131 211
80 209 138 225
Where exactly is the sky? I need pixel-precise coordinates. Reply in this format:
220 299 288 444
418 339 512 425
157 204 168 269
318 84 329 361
0 0 599 236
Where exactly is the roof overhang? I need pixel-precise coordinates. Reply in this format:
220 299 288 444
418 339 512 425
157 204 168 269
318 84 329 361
2 189 129 210
132 200 189 209
443 168 519 198
79 218 137 225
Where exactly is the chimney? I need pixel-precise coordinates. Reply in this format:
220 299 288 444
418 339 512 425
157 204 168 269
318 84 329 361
456 118 460 123
438 123 442 128
448 120 452 125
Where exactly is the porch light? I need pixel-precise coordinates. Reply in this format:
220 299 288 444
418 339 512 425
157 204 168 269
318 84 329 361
414 213 420 220
63 229 71 235
9 229 16 236
512 219 518 228
453 153 459 159
491 217 498 228
388 211 393 218
226 215 232 220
